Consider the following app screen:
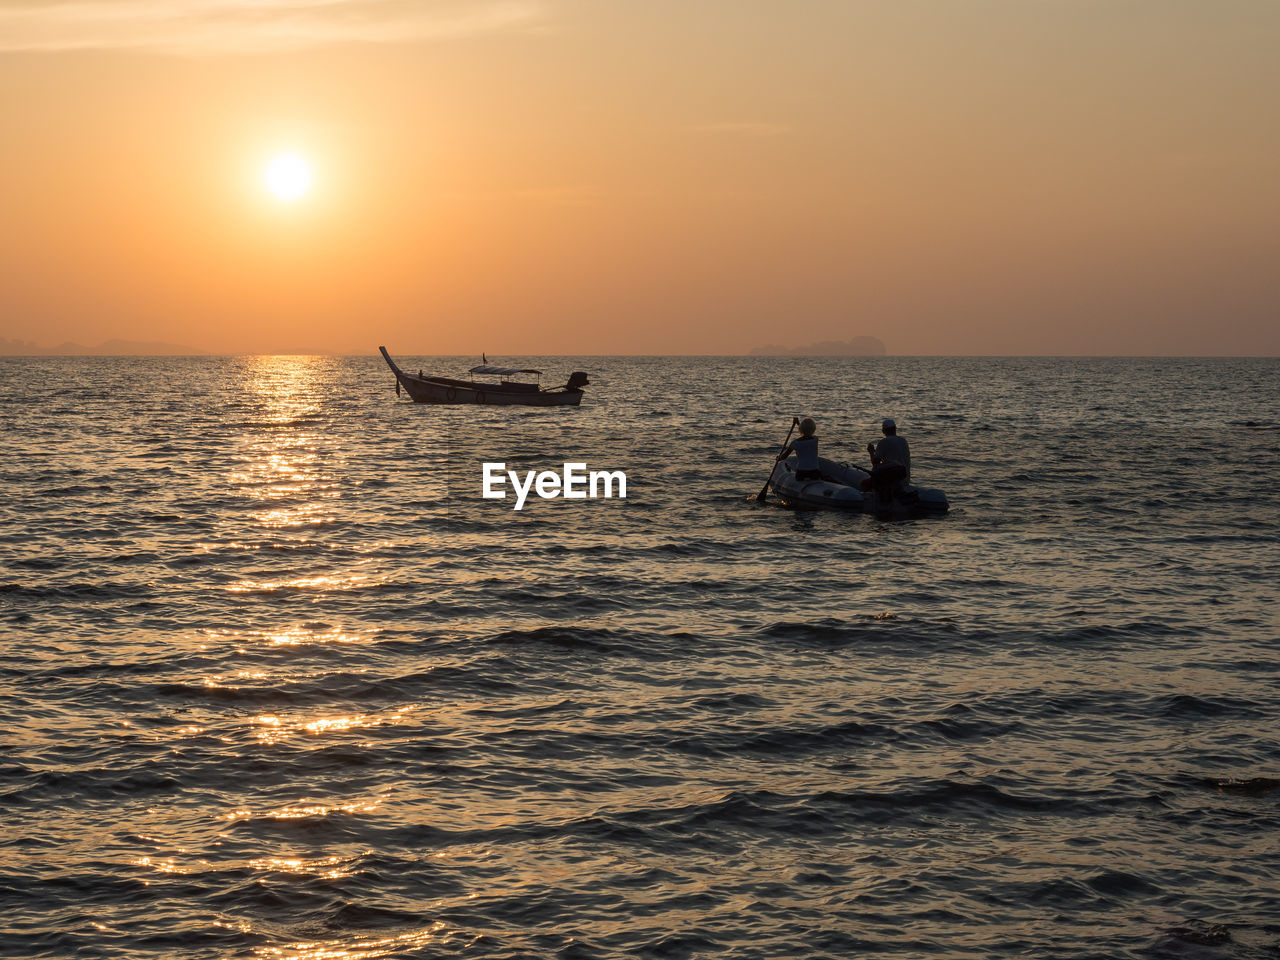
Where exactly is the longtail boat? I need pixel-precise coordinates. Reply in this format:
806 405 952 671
379 347 589 407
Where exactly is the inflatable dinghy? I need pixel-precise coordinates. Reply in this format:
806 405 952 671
769 456 948 515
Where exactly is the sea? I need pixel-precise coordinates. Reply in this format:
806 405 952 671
1 355 1278 960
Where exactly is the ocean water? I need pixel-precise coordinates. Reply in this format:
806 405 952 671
1 355 1278 959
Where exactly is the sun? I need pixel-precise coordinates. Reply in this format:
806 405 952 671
263 152 313 202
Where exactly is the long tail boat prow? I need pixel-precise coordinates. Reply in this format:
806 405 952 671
379 347 589 406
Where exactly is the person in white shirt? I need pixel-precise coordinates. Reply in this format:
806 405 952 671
779 417 822 481
865 418 910 497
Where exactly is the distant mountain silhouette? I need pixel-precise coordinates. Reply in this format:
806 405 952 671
749 336 887 357
0 337 208 356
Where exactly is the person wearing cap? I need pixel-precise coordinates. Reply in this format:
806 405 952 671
779 417 822 481
865 418 910 499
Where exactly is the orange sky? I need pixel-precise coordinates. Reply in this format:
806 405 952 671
1 0 1278 355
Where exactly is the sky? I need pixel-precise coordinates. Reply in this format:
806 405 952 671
1 0 1278 355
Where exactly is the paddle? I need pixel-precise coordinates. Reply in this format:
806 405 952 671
758 417 799 502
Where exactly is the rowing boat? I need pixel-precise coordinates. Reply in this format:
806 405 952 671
770 455 949 515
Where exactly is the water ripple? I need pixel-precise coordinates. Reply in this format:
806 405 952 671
1 356 1278 959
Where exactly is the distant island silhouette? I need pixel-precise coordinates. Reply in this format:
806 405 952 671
749 336 887 357
0 338 207 356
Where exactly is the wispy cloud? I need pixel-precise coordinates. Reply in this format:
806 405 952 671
0 0 543 55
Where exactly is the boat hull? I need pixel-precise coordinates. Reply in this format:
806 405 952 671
399 375 583 406
769 456 948 515
380 347 584 406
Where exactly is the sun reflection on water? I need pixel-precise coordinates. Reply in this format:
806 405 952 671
252 711 381 747
226 571 375 594
132 854 360 883
303 715 375 735
131 856 205 875
150 359 506 959
246 855 354 879
268 627 366 645
242 356 329 423
232 356 342 532
252 710 403 744
222 800 381 821
253 926 446 960
200 626 374 648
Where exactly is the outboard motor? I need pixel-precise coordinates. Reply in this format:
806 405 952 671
566 372 590 391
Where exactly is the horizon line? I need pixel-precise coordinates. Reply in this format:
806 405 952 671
2 352 1277 360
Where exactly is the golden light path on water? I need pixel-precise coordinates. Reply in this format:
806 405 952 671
206 360 502 960
253 926 448 960
233 355 338 528
198 358 405 959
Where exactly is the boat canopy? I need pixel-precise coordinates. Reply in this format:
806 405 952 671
469 364 542 376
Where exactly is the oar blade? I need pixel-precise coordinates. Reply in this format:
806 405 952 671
757 417 799 502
